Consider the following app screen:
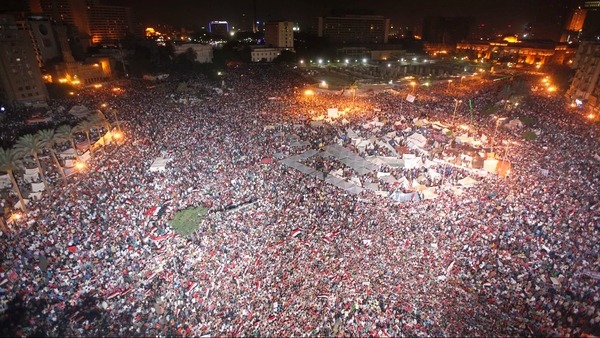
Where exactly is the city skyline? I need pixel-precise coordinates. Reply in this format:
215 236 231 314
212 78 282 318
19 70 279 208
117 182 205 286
0 0 584 40
107 0 580 38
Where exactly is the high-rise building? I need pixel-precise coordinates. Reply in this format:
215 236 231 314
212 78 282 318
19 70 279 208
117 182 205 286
28 0 134 45
560 8 587 43
0 14 48 107
566 41 600 116
582 1 600 40
17 16 61 68
208 21 229 37
311 15 390 46
264 21 293 48
422 17 474 45
87 2 134 44
29 0 90 37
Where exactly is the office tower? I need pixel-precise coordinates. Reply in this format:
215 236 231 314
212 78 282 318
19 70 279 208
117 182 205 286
264 21 293 48
561 7 587 42
582 1 600 40
566 41 600 115
29 0 134 45
0 14 49 106
208 21 229 37
422 17 474 45
312 14 390 45
87 2 134 44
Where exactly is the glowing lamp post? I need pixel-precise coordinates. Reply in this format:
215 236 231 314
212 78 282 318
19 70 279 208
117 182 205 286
74 161 87 171
453 99 462 120
492 116 507 153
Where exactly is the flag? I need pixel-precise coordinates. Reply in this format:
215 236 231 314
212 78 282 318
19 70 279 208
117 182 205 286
107 290 121 300
469 99 473 122
187 281 199 295
67 246 77 253
290 228 302 238
145 206 158 216
406 94 415 103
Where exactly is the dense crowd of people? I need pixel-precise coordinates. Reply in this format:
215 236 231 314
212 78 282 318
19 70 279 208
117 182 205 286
0 64 598 337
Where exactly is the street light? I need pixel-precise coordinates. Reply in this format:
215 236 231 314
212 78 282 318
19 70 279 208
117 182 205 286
453 99 462 120
448 79 453 89
111 108 121 132
500 140 518 176
410 81 416 94
74 161 87 171
492 116 507 153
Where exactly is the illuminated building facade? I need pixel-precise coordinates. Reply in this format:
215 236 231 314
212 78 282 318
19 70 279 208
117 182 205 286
264 21 294 48
560 8 587 43
456 39 577 66
566 41 600 115
0 14 49 107
16 16 61 68
88 2 134 44
29 0 134 45
311 15 390 45
208 21 229 37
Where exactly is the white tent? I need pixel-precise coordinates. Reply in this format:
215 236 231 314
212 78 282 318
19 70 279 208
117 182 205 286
0 174 11 189
483 158 499 173
29 192 43 200
458 176 479 187
403 154 422 169
406 133 427 149
422 187 438 200
14 199 29 211
80 151 91 162
60 148 77 159
506 118 523 129
23 173 39 183
68 105 90 118
31 182 45 192
427 168 442 180
25 168 39 175
149 157 171 172
327 108 339 118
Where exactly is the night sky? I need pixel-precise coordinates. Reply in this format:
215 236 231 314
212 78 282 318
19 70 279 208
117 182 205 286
107 0 578 36
0 0 581 38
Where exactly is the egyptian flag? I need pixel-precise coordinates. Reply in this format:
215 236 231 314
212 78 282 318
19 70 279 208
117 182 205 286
107 290 121 300
290 228 302 238
145 206 159 217
187 281 199 296
149 233 172 242
67 245 77 254
8 270 18 282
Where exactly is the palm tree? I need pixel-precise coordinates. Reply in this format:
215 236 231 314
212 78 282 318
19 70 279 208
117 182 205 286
56 124 80 161
91 110 111 132
0 148 27 213
89 112 111 151
74 119 96 161
36 129 65 179
14 134 51 193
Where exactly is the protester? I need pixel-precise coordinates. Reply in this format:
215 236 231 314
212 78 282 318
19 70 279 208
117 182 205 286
0 65 598 337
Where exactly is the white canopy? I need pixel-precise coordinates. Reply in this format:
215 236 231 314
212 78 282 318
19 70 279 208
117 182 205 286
458 176 479 187
149 157 171 172
0 174 11 189
406 133 427 149
68 105 90 118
